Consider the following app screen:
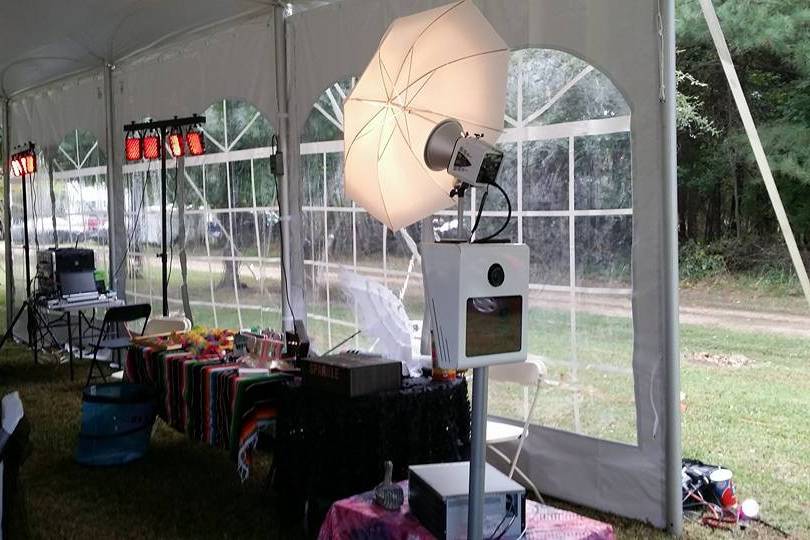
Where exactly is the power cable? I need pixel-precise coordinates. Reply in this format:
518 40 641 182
112 160 153 282
167 165 178 285
272 174 297 325
473 181 511 243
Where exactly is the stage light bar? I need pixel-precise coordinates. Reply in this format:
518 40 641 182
143 131 161 160
9 144 37 177
185 128 205 156
167 128 184 158
125 134 143 161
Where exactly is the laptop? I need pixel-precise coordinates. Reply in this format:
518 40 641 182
59 271 99 301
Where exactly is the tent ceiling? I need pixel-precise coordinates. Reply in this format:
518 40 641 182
0 0 306 97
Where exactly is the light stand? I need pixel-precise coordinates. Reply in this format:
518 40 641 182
0 145 38 362
124 115 205 316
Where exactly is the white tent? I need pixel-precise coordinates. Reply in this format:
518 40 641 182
0 0 681 533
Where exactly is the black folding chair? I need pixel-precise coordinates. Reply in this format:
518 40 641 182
85 303 151 387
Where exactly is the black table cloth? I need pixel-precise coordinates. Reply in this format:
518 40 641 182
273 377 471 508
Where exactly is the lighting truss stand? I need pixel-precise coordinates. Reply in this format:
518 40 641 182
124 115 205 316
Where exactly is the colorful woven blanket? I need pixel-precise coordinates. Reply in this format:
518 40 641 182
126 346 290 480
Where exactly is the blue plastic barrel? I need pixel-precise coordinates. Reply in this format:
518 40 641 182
75 383 157 466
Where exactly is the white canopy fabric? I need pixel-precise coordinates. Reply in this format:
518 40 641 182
0 0 270 97
0 0 680 533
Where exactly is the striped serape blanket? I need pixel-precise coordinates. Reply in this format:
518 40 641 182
125 346 290 479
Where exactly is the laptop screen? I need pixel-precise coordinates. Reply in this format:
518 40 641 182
60 271 97 296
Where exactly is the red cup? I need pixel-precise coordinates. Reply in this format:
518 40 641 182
710 469 736 508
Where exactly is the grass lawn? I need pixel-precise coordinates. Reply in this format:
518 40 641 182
1 288 808 538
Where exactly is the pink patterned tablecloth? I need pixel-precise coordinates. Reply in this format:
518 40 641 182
318 481 615 540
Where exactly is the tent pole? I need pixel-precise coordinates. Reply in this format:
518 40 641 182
1 98 13 329
103 63 122 295
274 3 293 331
661 0 682 535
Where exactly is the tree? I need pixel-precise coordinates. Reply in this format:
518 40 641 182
675 0 810 253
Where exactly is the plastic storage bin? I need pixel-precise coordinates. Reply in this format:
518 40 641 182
75 383 157 466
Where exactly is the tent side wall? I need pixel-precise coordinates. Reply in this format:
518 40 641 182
287 0 679 529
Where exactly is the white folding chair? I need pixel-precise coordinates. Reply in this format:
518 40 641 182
111 316 192 381
486 358 546 502
141 315 192 336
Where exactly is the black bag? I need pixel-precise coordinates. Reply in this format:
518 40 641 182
682 458 726 510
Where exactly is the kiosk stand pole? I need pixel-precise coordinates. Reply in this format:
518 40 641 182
468 366 489 539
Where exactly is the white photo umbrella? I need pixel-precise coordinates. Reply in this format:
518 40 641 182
343 0 509 231
340 271 419 376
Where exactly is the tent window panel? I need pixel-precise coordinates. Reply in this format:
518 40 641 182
258 211 281 259
523 216 569 286
326 153 349 208
181 213 210 258
472 216 518 244
301 77 354 144
326 211 354 267
492 47 637 446
252 158 278 208
51 130 110 276
203 102 227 154
384 224 424 316
355 213 384 269
574 216 632 288
574 133 632 211
385 223 418 272
302 153 325 207
183 164 206 208
522 138 569 211
230 160 259 209
227 104 273 152
518 49 592 127
203 163 229 210
526 64 629 127
488 143 517 212
303 209 326 269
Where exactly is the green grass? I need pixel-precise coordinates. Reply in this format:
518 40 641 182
1 276 808 538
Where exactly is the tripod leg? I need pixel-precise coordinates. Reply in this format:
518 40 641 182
0 302 30 352
66 312 74 381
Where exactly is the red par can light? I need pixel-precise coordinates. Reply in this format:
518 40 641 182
167 128 184 158
22 152 36 174
125 134 142 161
10 157 23 177
185 128 205 156
143 131 161 160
